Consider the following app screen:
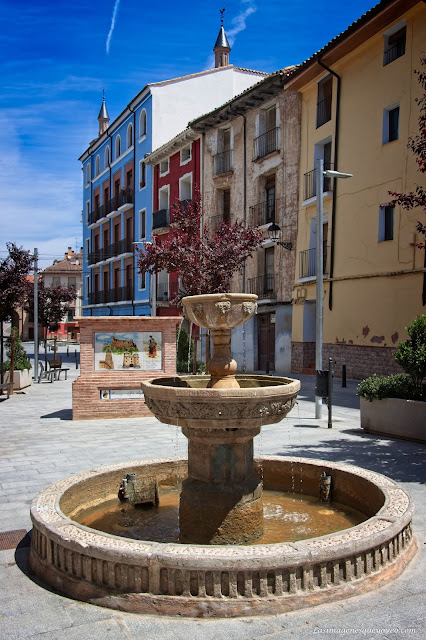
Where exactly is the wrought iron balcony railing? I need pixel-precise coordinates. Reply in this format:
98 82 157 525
213 150 233 175
249 198 279 227
303 164 332 200
316 95 332 128
88 189 134 224
253 127 280 160
152 208 170 230
299 245 329 279
89 282 133 305
247 273 277 300
383 38 405 66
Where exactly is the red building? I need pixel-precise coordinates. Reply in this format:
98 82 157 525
145 130 201 316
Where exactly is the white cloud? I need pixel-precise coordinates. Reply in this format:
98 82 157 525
106 0 121 55
227 0 257 47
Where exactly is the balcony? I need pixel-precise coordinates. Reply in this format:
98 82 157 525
89 282 133 305
316 95 332 128
88 249 103 265
303 165 332 201
247 274 277 300
249 198 279 227
383 36 405 66
213 150 233 175
157 281 179 302
299 244 329 279
152 208 170 230
253 127 280 160
107 189 134 216
105 238 134 259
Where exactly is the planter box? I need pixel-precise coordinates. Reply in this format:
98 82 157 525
4 369 32 391
361 396 426 443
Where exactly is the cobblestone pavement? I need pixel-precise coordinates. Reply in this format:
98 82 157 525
0 349 425 639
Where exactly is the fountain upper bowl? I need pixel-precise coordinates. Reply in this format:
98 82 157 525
141 374 300 429
182 293 258 331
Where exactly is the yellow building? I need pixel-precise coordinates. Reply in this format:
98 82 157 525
288 0 426 379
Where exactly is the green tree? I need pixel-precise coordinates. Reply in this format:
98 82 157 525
4 328 31 372
393 314 426 394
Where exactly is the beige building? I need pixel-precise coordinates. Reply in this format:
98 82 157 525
190 70 300 373
287 0 426 379
41 248 83 342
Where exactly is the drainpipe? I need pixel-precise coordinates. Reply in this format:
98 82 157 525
318 59 341 311
128 106 136 315
242 114 247 293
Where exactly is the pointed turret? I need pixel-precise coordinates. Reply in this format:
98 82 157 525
98 92 110 137
214 9 231 68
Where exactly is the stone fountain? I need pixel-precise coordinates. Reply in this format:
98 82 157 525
142 293 299 544
28 293 416 617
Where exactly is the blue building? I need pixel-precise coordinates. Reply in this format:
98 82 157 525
79 28 266 316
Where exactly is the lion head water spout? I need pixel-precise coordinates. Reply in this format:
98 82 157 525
142 293 300 544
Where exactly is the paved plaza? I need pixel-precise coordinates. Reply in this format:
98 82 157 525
0 345 425 639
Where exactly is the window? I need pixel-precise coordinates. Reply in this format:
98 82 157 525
383 25 406 66
180 145 191 164
127 123 133 149
105 146 110 166
159 186 169 211
316 76 332 128
139 270 146 290
214 128 233 174
95 155 100 176
160 159 169 176
139 160 146 189
304 139 332 200
86 201 90 224
179 174 192 202
140 110 147 138
383 105 399 144
379 205 394 242
254 105 279 159
68 277 76 289
85 164 90 185
265 175 276 224
115 135 121 159
86 238 90 261
139 209 146 239
52 277 61 286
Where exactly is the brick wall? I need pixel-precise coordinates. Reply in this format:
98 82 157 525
291 341 402 380
72 316 180 420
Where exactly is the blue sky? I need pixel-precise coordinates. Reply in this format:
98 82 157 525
0 0 375 268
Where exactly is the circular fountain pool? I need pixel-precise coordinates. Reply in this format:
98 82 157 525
29 456 415 617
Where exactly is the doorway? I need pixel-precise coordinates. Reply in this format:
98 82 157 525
258 313 275 371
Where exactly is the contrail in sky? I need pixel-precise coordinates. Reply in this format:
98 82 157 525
106 0 121 54
227 0 257 47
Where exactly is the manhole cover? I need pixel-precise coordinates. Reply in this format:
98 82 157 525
0 529 29 551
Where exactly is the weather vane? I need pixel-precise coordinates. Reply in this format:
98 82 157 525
220 7 225 25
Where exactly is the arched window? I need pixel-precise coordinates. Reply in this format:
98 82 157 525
85 163 90 185
95 155 100 176
127 123 133 149
105 145 110 166
140 110 147 138
115 135 121 159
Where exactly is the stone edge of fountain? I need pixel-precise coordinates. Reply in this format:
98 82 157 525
28 456 416 618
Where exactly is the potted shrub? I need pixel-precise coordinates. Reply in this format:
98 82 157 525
358 315 426 442
3 328 32 390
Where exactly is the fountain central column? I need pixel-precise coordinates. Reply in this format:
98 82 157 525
179 425 263 544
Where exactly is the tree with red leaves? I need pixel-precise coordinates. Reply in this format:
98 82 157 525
135 194 263 301
26 279 76 364
389 53 426 248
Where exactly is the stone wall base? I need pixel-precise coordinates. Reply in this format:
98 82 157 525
291 342 402 380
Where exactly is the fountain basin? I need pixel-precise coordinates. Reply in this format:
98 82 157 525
141 375 300 429
29 456 416 617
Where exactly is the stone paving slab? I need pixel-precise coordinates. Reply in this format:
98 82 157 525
0 360 425 639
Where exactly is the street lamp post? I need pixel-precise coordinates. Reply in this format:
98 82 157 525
315 161 352 419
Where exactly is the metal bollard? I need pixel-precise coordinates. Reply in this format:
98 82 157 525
328 358 334 429
67 346 69 356
342 364 347 387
